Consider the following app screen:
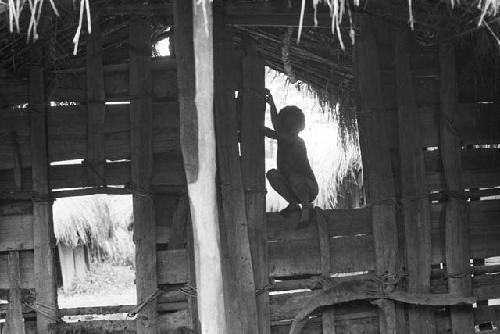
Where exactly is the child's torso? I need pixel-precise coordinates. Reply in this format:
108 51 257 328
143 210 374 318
277 136 313 179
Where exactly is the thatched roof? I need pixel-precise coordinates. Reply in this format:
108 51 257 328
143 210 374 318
53 194 132 248
0 0 498 119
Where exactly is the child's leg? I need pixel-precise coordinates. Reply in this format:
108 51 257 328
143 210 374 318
289 175 319 223
266 169 301 215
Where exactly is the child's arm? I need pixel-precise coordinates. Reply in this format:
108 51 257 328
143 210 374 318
264 127 279 139
265 89 280 131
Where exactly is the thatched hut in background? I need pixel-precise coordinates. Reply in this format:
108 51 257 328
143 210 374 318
53 195 133 291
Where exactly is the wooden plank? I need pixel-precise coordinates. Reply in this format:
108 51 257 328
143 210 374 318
173 0 198 184
267 207 371 241
86 18 106 186
185 214 200 332
185 0 227 332
3 60 177 105
439 38 475 332
419 103 500 147
213 13 259 334
129 15 157 334
0 102 179 170
0 212 33 251
240 37 270 334
11 132 23 191
53 310 188 333
474 305 500 324
168 195 188 249
425 148 500 190
354 15 401 333
268 234 375 277
5 252 26 334
315 209 336 334
157 249 188 285
29 43 58 334
394 27 435 334
0 251 35 289
0 153 185 191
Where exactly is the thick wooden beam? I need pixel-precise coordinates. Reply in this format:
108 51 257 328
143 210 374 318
240 37 270 334
213 12 260 334
129 16 157 334
439 38 475 333
29 42 58 334
174 0 198 184
86 17 106 186
354 15 401 334
173 1 200 330
5 251 26 334
177 1 228 333
394 28 435 334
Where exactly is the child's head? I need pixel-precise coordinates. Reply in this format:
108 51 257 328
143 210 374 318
278 106 305 134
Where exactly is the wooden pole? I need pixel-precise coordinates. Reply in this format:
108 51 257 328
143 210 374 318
173 0 200 330
86 16 106 186
178 1 228 332
5 251 26 334
213 11 259 334
439 38 475 334
394 28 436 334
30 42 58 334
129 15 157 334
240 37 270 334
315 209 336 334
354 15 401 334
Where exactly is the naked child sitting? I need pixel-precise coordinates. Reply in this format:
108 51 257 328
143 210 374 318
264 89 318 223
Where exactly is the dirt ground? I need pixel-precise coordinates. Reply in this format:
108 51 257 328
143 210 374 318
58 262 136 309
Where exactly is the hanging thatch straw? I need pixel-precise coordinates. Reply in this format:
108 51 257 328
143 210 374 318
2 0 90 54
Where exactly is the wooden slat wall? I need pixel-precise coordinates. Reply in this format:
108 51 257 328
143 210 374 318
1 59 177 106
3 200 500 286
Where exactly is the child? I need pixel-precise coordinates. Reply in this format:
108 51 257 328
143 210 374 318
264 89 318 223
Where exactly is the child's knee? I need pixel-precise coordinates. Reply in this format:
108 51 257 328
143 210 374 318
266 169 279 181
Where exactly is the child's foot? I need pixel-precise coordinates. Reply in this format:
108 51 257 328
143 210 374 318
298 203 313 227
280 203 301 217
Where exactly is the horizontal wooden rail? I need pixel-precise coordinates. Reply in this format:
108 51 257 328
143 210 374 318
0 58 177 106
0 102 179 171
2 201 500 287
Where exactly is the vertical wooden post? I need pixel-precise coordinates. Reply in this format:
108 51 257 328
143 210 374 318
315 209 336 334
30 42 58 334
173 0 200 330
177 1 228 332
394 28 436 334
86 17 106 186
354 15 401 334
240 38 270 334
5 251 26 334
439 38 474 334
213 11 260 334
129 15 157 334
